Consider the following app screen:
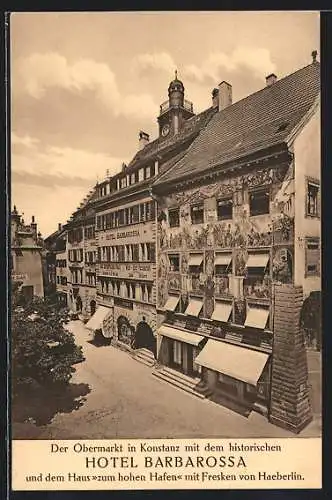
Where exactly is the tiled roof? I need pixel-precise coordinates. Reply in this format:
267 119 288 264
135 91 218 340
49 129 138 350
154 61 320 186
127 106 217 169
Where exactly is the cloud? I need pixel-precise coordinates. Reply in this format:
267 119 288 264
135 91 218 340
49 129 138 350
183 47 276 84
132 51 176 76
14 52 157 120
12 135 128 185
11 137 131 235
11 132 40 149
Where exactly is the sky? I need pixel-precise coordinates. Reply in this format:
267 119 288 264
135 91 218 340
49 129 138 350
10 11 320 237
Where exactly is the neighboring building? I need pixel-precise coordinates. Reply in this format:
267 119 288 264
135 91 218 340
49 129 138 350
44 223 66 298
11 206 44 299
64 190 98 319
85 73 217 350
152 56 320 427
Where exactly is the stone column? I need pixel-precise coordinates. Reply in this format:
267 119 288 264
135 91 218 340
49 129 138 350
269 284 312 433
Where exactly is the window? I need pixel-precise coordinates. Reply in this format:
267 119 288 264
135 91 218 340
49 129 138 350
148 243 156 262
120 177 127 189
118 210 125 226
130 173 136 185
305 238 320 276
169 208 180 228
306 180 319 217
138 169 144 182
145 166 151 179
215 253 232 275
132 205 139 224
244 252 271 299
169 254 180 272
249 188 270 216
191 204 204 224
132 244 139 262
217 197 233 220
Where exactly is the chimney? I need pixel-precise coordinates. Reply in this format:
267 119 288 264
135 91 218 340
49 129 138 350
139 131 150 150
266 73 277 87
218 81 232 111
58 223 62 231
212 88 219 108
31 215 35 223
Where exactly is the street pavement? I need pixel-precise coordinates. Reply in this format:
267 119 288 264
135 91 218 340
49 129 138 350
22 320 321 439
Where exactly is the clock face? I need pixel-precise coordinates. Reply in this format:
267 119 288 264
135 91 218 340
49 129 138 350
162 124 170 137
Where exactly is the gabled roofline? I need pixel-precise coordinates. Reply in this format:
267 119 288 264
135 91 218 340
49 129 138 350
285 95 320 147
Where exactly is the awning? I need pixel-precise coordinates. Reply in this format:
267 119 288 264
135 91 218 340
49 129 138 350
246 253 269 269
211 301 232 322
158 325 204 346
194 339 269 386
245 307 270 329
188 254 203 267
215 253 232 266
185 298 203 317
85 306 111 331
164 295 180 312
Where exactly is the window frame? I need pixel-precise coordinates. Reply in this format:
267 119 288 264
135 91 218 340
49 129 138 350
217 197 233 221
191 204 205 225
305 237 320 277
305 177 320 218
249 187 270 216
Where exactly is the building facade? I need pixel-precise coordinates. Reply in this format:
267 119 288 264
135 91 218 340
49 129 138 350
48 56 320 431
86 73 216 349
151 58 320 424
11 207 44 299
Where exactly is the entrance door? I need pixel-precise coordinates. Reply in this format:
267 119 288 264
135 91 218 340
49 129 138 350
90 300 96 315
170 340 182 370
135 320 156 356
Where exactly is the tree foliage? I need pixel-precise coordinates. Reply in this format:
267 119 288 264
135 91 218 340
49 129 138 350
12 283 85 395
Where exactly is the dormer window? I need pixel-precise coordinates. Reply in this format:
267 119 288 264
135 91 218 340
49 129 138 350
145 166 151 179
138 169 144 182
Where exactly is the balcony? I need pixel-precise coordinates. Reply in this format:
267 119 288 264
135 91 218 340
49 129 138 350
68 261 84 268
159 99 194 115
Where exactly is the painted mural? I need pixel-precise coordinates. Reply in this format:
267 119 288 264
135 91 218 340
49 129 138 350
156 164 295 320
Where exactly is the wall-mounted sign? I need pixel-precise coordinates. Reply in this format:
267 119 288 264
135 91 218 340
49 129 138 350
99 223 154 244
98 262 154 281
11 273 28 281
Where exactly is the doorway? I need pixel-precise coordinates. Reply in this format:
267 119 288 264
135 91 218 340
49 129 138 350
135 318 156 356
90 300 96 316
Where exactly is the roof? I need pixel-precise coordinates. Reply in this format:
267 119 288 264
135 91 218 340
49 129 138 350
127 105 216 170
154 61 320 187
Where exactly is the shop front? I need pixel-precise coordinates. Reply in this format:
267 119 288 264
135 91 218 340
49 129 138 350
157 325 206 377
194 340 271 413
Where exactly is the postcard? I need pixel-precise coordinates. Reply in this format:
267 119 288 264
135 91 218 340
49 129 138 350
10 10 322 491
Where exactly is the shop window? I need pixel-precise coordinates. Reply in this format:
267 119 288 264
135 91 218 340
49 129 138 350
191 204 204 224
217 197 233 220
169 208 180 228
169 254 180 272
249 188 270 216
305 237 320 277
217 373 239 397
306 179 319 217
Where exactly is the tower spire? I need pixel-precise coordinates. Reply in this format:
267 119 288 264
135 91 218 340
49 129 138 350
175 69 178 80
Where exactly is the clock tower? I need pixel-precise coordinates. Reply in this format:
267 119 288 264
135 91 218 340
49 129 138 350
157 70 195 138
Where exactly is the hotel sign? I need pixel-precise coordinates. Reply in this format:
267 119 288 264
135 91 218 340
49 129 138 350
99 223 154 244
98 262 154 281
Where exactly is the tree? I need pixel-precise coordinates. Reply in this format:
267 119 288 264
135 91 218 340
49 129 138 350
11 283 85 396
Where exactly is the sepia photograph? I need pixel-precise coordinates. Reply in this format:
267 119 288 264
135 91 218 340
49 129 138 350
10 11 321 444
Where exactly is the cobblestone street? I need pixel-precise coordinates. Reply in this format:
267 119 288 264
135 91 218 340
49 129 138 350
14 321 321 439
